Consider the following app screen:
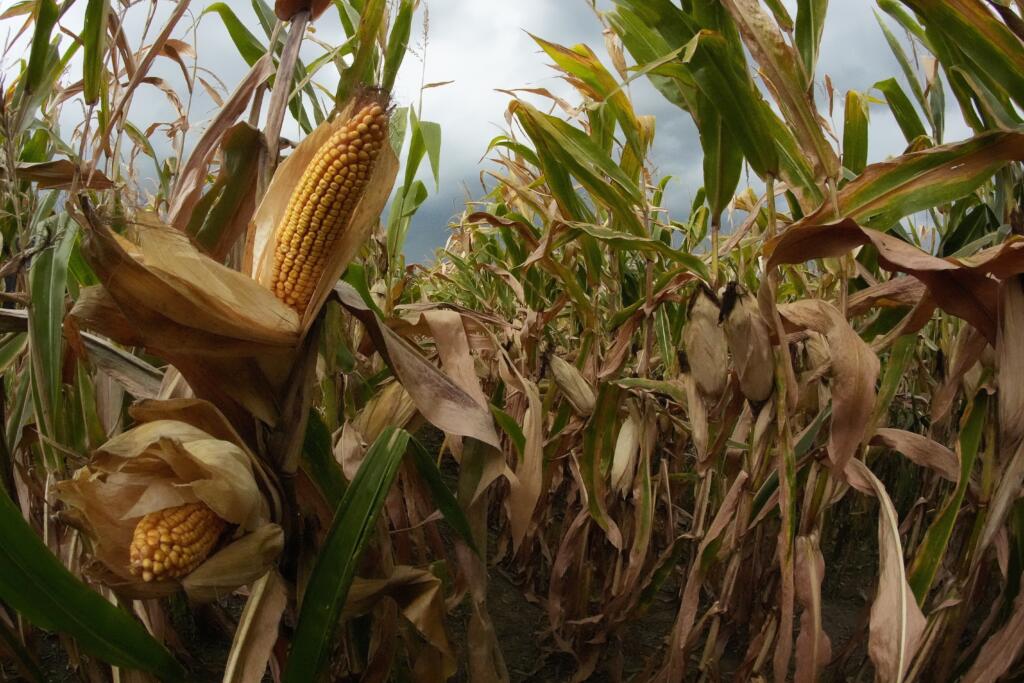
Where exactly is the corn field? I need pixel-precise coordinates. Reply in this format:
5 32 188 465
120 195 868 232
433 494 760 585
2 0 1024 680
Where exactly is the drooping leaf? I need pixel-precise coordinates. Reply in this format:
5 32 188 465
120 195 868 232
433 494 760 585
0 488 186 681
283 428 410 682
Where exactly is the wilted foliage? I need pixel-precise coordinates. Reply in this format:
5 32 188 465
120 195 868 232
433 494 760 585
2 0 1024 682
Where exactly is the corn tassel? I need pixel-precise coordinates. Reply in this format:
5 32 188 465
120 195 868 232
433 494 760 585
129 503 226 582
270 100 389 310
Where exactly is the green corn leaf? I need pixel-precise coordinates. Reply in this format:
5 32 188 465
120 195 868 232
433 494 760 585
908 394 988 602
283 427 410 682
683 30 779 178
24 0 58 100
408 436 479 555
843 90 870 175
0 488 186 681
203 4 266 66
382 0 413 93
875 77 928 143
302 410 347 508
82 0 109 105
795 0 828 84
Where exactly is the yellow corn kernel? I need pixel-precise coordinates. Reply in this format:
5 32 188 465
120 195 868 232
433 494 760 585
129 503 226 582
270 100 389 311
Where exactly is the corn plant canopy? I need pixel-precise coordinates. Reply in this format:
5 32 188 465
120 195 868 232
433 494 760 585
2 0 1024 681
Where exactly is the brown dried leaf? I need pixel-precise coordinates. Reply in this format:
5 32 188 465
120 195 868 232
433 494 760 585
335 282 500 449
963 590 1024 683
504 371 543 551
780 299 879 471
77 208 299 347
871 428 960 482
845 459 926 683
16 159 113 190
343 566 456 678
932 325 988 425
664 472 749 679
794 535 831 683
223 571 287 683
981 276 1024 552
768 219 1024 342
848 277 927 317
274 0 332 21
168 55 274 231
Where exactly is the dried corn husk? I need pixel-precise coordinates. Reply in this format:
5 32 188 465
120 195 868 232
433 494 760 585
248 92 399 329
550 354 596 416
69 93 399 427
58 401 282 600
721 283 774 403
683 287 729 400
352 380 418 444
611 411 640 494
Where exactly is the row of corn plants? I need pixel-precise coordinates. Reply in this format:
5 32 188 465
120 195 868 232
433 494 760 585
2 0 1024 681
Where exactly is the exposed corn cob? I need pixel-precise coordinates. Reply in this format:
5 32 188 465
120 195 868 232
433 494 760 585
270 99 389 311
129 503 226 582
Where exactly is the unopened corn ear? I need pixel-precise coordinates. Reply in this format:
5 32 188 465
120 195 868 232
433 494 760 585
129 503 227 582
721 283 774 403
611 413 640 494
270 98 389 311
683 286 729 400
550 354 596 416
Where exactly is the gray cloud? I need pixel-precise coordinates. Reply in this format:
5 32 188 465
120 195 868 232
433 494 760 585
400 0 976 262
28 1 975 262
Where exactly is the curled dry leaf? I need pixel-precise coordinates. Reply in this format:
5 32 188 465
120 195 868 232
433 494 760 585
981 275 1024 552
794 535 831 683
335 281 501 449
845 459 926 683
57 404 282 601
871 428 960 482
780 299 880 472
343 566 456 678
768 218 1024 343
848 277 928 317
274 0 333 21
16 159 114 190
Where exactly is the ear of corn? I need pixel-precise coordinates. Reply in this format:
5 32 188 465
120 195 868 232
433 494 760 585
683 286 729 400
270 100 389 311
550 354 596 416
129 503 226 582
721 283 774 403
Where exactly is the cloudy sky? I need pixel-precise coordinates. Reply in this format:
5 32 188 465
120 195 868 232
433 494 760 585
10 0 972 263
